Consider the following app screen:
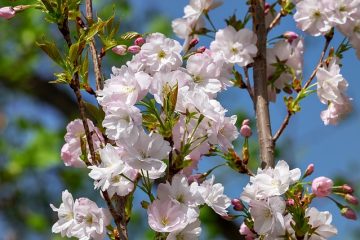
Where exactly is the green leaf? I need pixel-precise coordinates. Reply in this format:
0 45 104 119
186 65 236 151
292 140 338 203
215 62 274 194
36 39 65 68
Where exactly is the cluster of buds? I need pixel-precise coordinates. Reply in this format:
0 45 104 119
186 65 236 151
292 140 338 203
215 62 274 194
111 36 145 55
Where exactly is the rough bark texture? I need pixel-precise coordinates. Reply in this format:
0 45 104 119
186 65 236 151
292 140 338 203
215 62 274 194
251 0 275 168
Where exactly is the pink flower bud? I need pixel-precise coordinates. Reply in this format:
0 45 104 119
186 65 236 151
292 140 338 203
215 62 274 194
345 194 359 205
312 176 333 197
189 38 199 48
111 45 127 55
196 46 206 53
283 31 299 43
127 45 141 54
239 222 256 240
231 199 244 211
342 184 354 194
286 198 295 206
242 119 251 126
264 2 271 14
134 37 145 46
0 7 16 20
304 163 314 178
240 125 252 138
341 207 357 220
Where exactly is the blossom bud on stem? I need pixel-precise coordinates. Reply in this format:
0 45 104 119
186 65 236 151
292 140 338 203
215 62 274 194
341 207 357 220
302 163 314 179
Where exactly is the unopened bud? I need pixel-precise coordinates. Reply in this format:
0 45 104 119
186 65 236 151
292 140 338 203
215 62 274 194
345 194 359 205
286 198 295 206
196 46 206 53
189 38 199 49
342 184 354 194
134 37 145 46
283 31 299 43
240 125 252 138
303 163 314 178
242 119 251 126
0 6 16 20
127 45 141 54
231 199 244 211
112 45 127 55
264 2 271 14
341 207 357 220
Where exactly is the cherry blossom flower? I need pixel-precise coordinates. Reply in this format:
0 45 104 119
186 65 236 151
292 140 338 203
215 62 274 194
249 196 286 236
102 104 142 144
172 17 205 51
241 160 301 202
294 0 333 36
166 219 201 240
239 222 256 240
198 175 231 216
97 66 151 108
317 59 349 105
147 198 196 232
305 207 337 240
50 190 76 238
88 144 137 197
210 26 257 67
71 198 111 240
122 130 171 179
157 173 202 206
61 119 103 168
184 0 223 20
138 33 183 74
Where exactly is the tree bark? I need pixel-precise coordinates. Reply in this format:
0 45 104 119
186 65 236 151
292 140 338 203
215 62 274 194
251 0 274 168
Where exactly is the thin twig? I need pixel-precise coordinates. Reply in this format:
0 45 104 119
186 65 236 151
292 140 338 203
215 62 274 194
272 34 333 143
267 10 283 33
85 0 104 90
243 67 254 103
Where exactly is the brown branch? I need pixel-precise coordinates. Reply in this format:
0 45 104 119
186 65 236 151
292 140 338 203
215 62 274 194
251 0 274 168
85 0 104 90
272 33 333 143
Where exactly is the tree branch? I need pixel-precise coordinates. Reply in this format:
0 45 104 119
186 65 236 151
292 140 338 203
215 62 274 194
272 33 333 143
251 0 274 168
85 0 104 90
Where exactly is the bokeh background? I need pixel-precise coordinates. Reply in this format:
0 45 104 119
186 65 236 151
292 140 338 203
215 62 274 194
0 0 359 239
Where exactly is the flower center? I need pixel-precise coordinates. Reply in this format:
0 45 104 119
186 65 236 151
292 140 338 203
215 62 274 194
158 50 166 59
161 217 169 226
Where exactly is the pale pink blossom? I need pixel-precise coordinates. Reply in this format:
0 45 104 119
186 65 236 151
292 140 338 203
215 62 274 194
147 198 196 232
61 119 103 168
312 176 333 197
198 175 231 216
123 130 171 179
71 198 111 240
166 220 201 240
50 190 76 238
210 26 257 67
172 17 205 51
97 66 151 108
249 196 286 236
305 207 337 239
294 0 333 36
138 33 183 74
320 99 352 125
102 104 142 144
184 0 223 20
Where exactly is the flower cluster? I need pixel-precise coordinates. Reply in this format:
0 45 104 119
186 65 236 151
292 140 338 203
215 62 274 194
294 0 360 57
316 59 352 125
50 190 110 240
237 161 357 239
147 174 230 239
